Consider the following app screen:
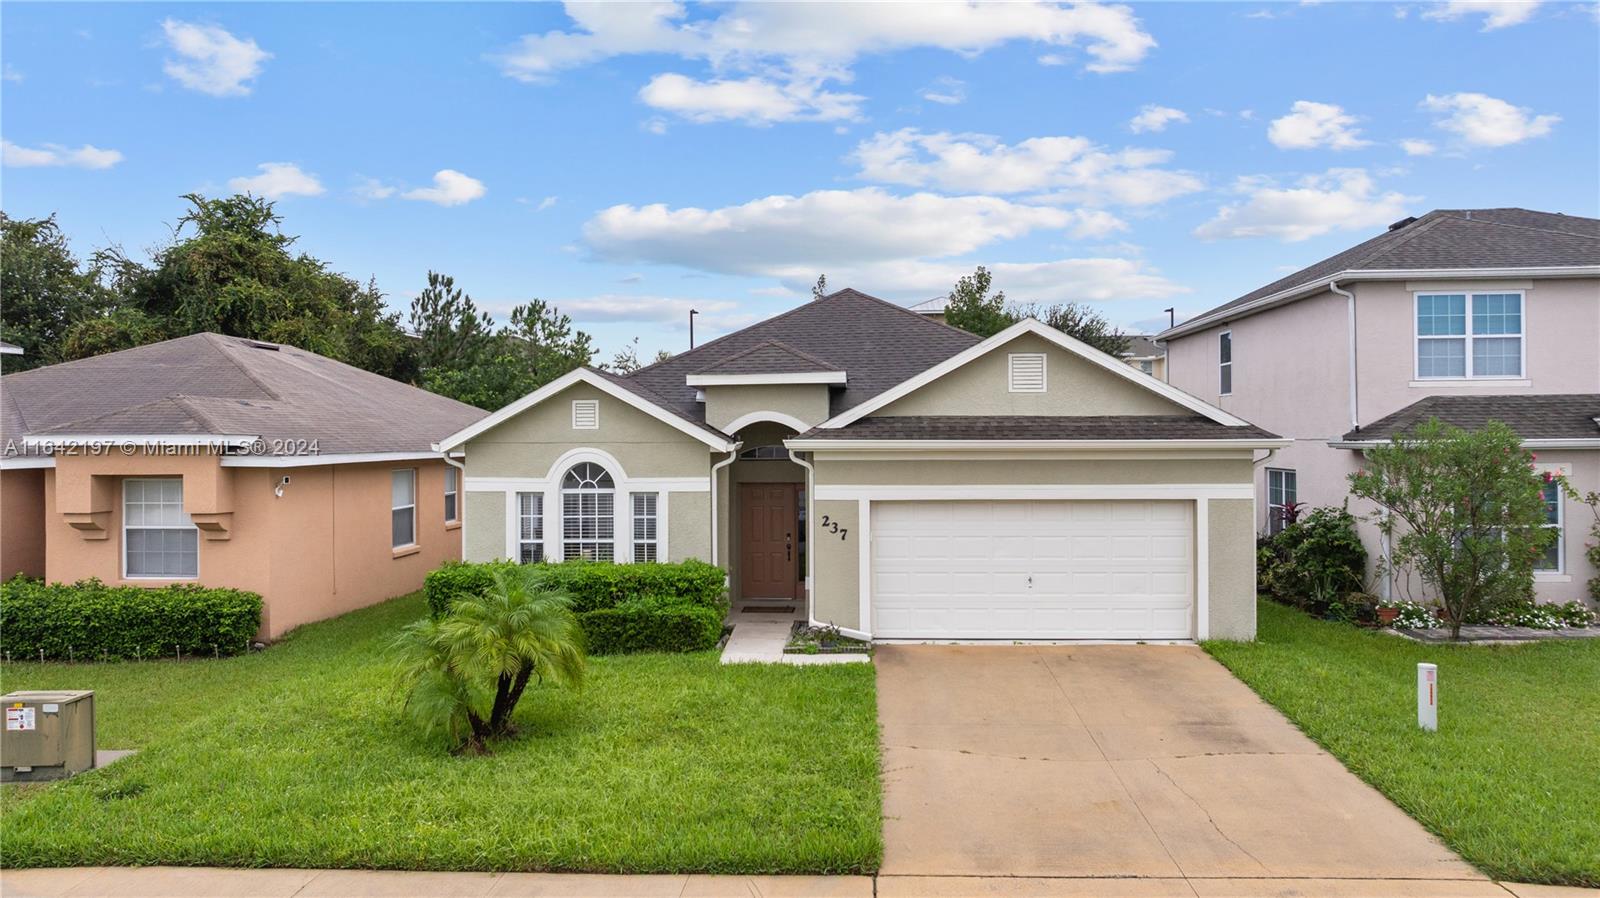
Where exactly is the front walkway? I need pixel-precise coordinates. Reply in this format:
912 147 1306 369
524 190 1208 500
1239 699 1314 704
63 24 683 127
719 601 869 665
1397 625 1600 644
875 644 1487 885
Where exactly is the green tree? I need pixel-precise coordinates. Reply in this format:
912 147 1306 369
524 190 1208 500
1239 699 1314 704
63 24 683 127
811 273 829 299
942 266 1130 356
606 337 644 375
414 281 595 410
408 271 494 374
1349 419 1556 640
82 194 415 380
0 213 115 370
394 566 586 754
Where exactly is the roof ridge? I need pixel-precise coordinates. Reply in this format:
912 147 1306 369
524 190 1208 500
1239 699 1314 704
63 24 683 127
199 334 284 401
697 338 842 373
1442 214 1600 244
1341 211 1453 271
830 287 983 340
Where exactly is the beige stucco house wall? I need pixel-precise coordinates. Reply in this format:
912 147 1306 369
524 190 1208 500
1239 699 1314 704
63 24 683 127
32 450 461 639
2 468 47 578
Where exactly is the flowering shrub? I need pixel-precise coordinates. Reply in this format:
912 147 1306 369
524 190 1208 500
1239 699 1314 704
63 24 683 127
1380 600 1440 629
1481 602 1567 629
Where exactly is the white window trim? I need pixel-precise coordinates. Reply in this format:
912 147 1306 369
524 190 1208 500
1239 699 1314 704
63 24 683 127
1413 291 1527 381
1266 468 1297 535
1534 464 1568 577
121 477 199 580
494 449 675 563
631 492 660 562
1007 353 1047 393
444 466 460 524
561 462 617 562
571 399 600 430
515 491 545 564
392 468 418 549
1218 330 1233 396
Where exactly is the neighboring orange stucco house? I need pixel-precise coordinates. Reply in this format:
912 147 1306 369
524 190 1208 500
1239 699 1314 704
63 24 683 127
1 333 487 639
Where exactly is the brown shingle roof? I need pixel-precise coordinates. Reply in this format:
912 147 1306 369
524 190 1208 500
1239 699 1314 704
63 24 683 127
1341 394 1600 443
622 288 980 427
795 415 1280 442
1163 209 1600 339
2 333 486 455
692 340 843 375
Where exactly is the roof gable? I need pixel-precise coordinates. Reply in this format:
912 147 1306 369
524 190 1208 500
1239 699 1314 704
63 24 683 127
822 319 1250 429
692 340 842 375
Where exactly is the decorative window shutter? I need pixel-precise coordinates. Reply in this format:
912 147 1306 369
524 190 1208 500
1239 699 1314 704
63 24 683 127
571 399 599 429
1008 353 1047 392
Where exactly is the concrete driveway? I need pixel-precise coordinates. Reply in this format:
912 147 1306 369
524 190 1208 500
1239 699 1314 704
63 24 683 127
876 644 1485 887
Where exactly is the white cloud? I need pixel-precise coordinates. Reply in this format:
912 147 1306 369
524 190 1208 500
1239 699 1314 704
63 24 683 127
1400 138 1437 156
1267 101 1370 150
920 76 967 105
1036 53 1068 66
1194 168 1419 242
580 186 1182 301
639 72 863 124
537 195 558 211
401 169 487 206
1128 104 1188 133
352 177 397 201
1 140 123 169
642 117 670 135
3 64 22 83
850 128 1203 207
558 294 740 324
228 162 324 199
1422 92 1559 147
498 2 1156 80
160 19 270 97
1422 0 1542 29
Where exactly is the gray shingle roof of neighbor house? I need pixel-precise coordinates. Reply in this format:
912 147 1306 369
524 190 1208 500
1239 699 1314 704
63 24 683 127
1337 394 1600 444
618 288 981 426
1160 208 1600 340
1122 335 1163 359
691 339 844 375
1 332 487 456
796 415 1281 442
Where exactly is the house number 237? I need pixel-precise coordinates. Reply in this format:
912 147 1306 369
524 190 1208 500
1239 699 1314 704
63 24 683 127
819 514 849 541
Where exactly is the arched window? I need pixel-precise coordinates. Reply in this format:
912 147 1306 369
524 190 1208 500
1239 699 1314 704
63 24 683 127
562 462 615 561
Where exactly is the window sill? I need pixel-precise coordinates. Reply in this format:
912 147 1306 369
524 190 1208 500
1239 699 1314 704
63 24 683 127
392 544 421 559
1409 378 1530 388
445 520 462 531
1533 573 1571 583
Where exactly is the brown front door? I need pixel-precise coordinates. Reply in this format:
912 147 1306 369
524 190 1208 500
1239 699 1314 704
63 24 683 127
740 484 797 599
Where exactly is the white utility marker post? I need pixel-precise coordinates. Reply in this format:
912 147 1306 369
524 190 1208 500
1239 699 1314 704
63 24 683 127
1417 662 1438 731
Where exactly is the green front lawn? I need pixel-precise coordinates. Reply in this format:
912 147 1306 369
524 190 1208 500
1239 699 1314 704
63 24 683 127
1205 600 1600 887
0 592 882 873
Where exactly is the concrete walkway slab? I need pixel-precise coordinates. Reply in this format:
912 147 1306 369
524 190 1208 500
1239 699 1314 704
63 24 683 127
876 644 1483 882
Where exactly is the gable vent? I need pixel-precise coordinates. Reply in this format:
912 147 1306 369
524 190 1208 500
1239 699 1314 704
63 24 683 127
1008 353 1047 393
571 399 599 430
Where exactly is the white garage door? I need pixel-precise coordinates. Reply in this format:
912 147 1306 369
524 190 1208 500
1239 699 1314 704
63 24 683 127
871 500 1194 640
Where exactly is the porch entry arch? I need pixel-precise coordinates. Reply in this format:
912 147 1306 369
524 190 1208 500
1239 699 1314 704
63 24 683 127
725 414 810 603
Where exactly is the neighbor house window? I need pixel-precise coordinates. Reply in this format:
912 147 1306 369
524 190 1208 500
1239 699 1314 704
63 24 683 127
1534 478 1563 573
444 467 459 523
392 469 417 548
1138 359 1154 375
1415 293 1523 379
1267 468 1297 535
1219 331 1233 395
123 478 198 578
562 462 614 561
632 492 659 562
517 492 544 563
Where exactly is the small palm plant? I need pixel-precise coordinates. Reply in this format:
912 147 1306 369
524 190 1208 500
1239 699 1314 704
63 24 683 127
394 565 585 753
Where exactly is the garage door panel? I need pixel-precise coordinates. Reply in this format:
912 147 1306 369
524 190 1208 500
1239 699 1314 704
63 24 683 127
872 500 1194 640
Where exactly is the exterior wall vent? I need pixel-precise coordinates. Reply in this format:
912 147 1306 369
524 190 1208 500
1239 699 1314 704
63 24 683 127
1008 353 1047 393
571 399 599 430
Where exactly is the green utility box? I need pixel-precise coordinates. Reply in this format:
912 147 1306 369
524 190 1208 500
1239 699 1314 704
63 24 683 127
1 690 96 783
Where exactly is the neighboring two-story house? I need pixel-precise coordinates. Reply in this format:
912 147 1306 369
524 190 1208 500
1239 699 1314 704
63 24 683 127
1160 208 1600 607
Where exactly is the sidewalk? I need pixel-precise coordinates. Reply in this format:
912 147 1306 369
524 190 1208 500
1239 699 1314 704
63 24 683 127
4 868 1597 898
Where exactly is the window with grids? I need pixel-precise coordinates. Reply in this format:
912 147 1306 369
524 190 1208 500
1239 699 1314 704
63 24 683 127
1218 331 1233 395
392 469 417 548
517 492 544 563
124 479 198 578
444 466 459 523
632 492 659 562
1416 293 1523 378
1534 478 1563 573
1267 469 1297 535
562 462 614 561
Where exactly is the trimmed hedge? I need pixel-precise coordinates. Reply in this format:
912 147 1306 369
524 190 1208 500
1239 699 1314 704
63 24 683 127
424 560 729 654
579 601 725 654
0 576 263 661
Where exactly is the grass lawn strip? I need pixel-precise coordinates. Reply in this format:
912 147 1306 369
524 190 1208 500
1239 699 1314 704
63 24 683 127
1204 601 1600 888
0 592 882 874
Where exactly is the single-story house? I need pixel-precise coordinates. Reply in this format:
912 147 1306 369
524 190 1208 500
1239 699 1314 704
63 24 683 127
1 333 487 638
437 289 1286 642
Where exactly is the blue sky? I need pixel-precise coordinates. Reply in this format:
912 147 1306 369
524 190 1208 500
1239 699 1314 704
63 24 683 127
3 1 1596 360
